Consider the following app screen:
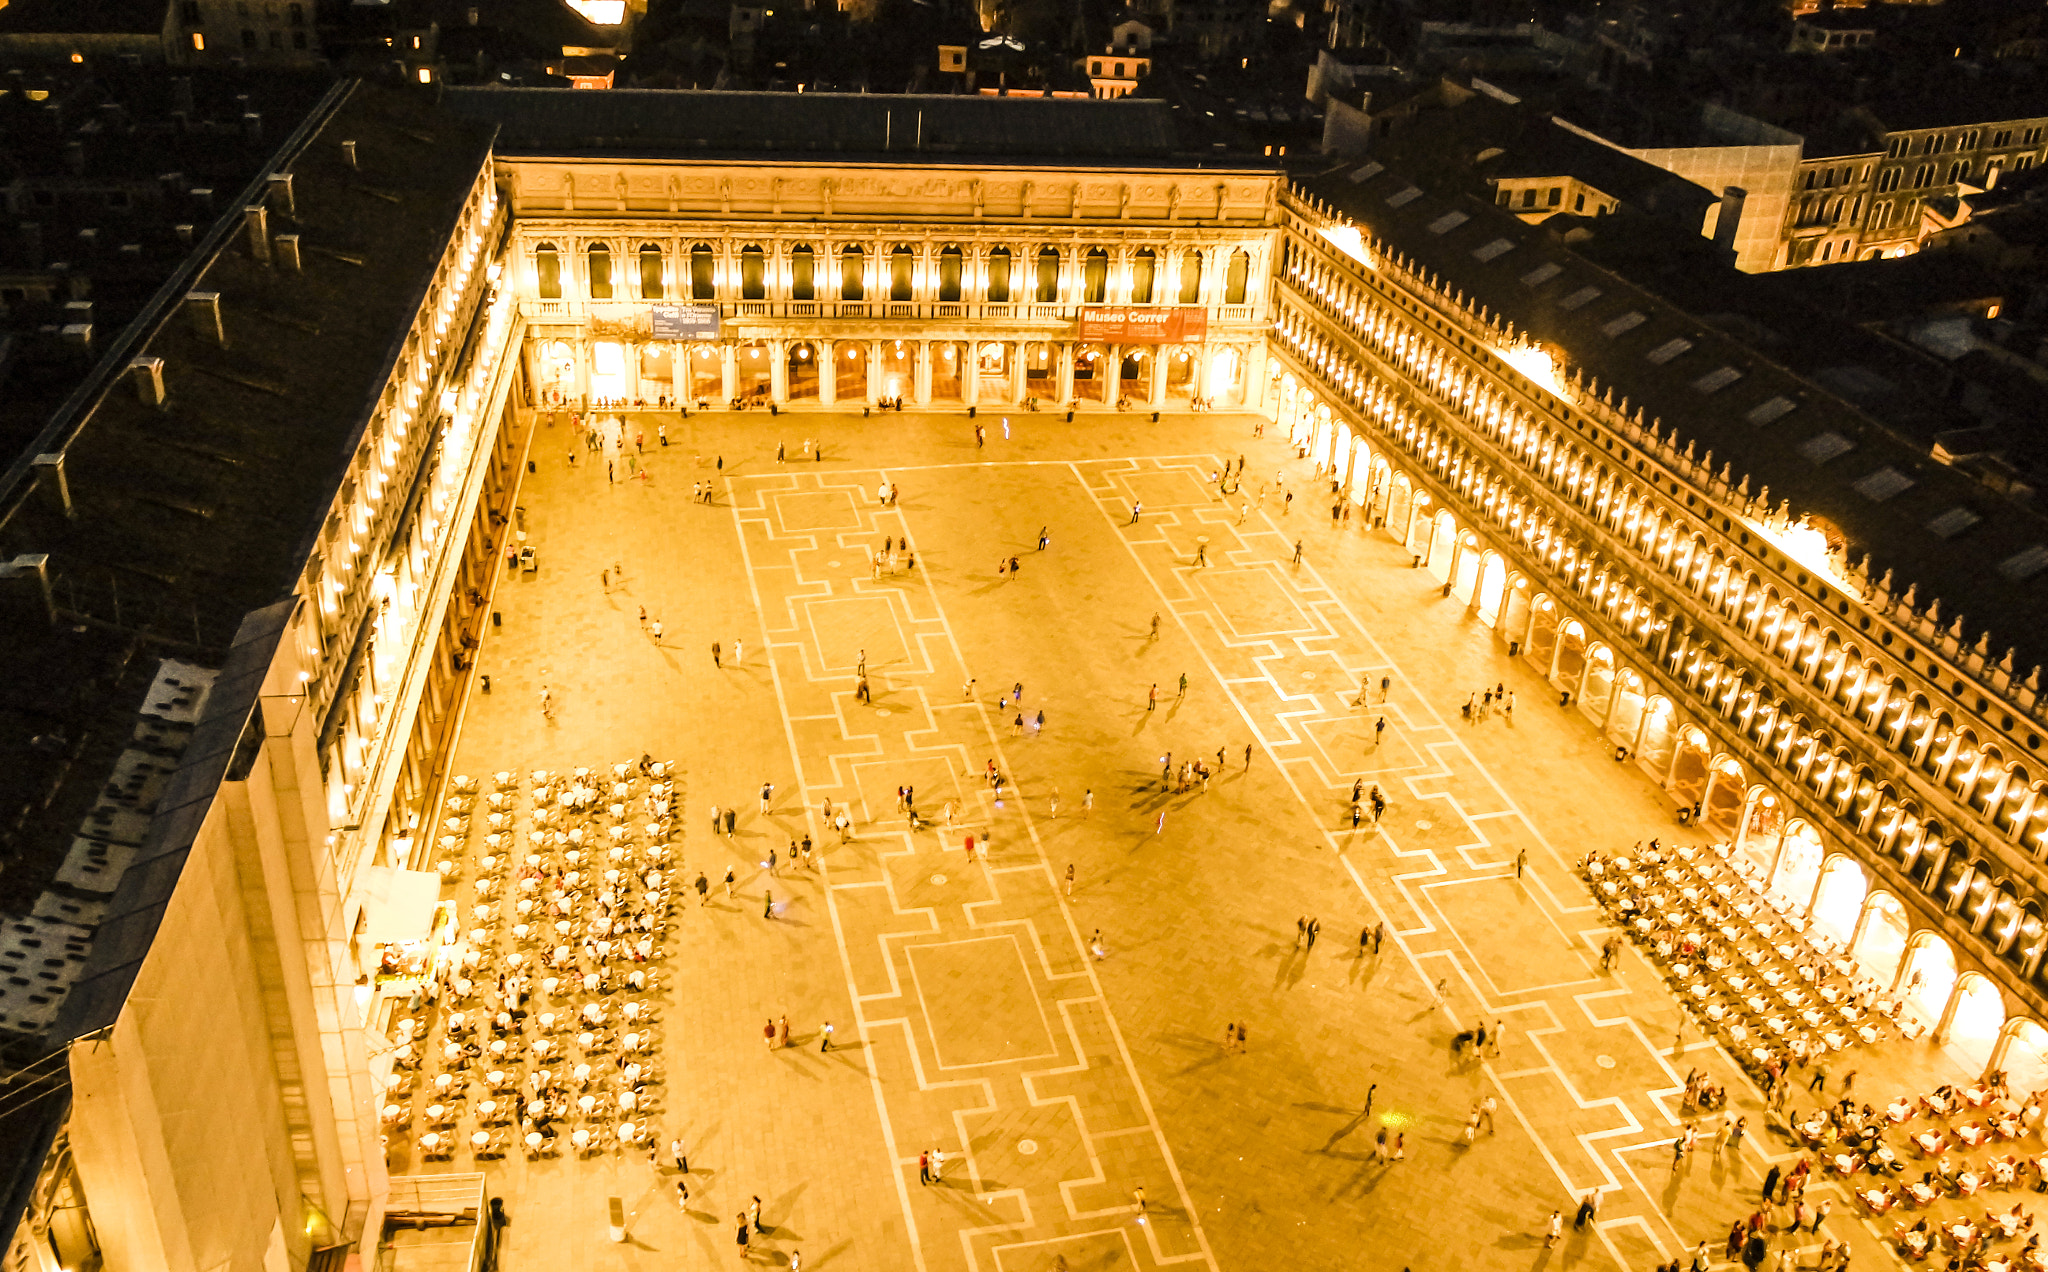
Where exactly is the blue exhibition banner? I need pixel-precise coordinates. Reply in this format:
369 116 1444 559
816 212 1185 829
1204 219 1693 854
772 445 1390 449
650 304 720 339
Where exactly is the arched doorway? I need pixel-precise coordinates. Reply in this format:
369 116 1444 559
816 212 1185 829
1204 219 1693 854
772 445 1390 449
1024 342 1056 400
1669 726 1711 810
1386 476 1413 544
1944 973 2006 1076
1768 820 1824 909
1578 645 1616 725
1164 346 1196 402
1854 892 1910 985
736 341 770 400
589 339 629 400
931 342 964 401
1636 697 1677 781
879 341 913 401
1700 758 1745 839
1996 1018 2048 1091
1209 347 1243 406
1607 668 1646 749
1553 620 1587 692
1475 552 1507 624
786 341 820 400
1119 349 1149 403
1426 511 1457 582
1452 533 1482 603
1525 595 1559 678
1073 344 1109 403
977 342 1012 403
685 343 721 401
535 338 576 403
835 340 868 401
1900 936 1957 1027
1811 856 1868 943
638 343 672 401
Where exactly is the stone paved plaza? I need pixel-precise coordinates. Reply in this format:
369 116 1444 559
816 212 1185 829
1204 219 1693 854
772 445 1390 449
430 407 1963 1272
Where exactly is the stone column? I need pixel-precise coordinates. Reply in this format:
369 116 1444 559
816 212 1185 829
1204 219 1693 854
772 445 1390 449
819 343 836 407
769 339 788 404
1010 343 1026 402
1058 343 1076 404
1188 346 1206 405
1931 977 1969 1045
915 343 932 406
720 344 737 402
1147 348 1165 409
867 340 884 404
965 345 980 406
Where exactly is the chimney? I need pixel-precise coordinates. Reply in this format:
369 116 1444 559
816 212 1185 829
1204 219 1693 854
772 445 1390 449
19 223 42 269
189 186 213 211
170 76 194 114
242 111 262 141
1713 186 1746 253
63 300 92 326
274 233 301 272
340 139 358 169
244 205 270 264
0 555 56 630
174 223 194 247
64 141 84 175
76 227 98 256
267 172 295 216
98 101 128 131
31 455 72 519
128 356 166 407
185 291 224 344
60 324 93 355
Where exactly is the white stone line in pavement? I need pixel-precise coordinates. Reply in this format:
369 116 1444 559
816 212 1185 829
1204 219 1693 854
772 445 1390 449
724 480 935 1272
1076 453 1698 1260
729 467 1219 1272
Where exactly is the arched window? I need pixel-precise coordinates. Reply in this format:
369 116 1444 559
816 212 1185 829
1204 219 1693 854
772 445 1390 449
789 245 814 301
840 245 864 300
985 247 1011 303
1034 247 1060 303
1178 250 1202 304
1083 247 1109 303
739 245 765 300
937 246 963 303
1131 247 1155 304
638 243 664 299
587 243 613 299
534 242 561 299
1225 248 1250 304
689 244 715 300
890 245 914 302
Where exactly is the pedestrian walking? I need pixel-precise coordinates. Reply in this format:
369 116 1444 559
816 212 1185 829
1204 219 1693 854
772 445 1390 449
763 889 773 919
778 1015 790 1047
1133 1186 1146 1217
931 1147 946 1181
1373 1128 1389 1164
750 1196 763 1234
1545 1211 1562 1248
1364 1083 1376 1117
1430 976 1447 1006
1305 918 1320 951
1149 612 1161 640
1726 1116 1747 1154
1515 848 1527 878
1373 921 1385 953
1292 539 1303 564
919 1151 932 1185
1130 500 1143 524
724 866 735 898
1177 672 1188 699
1480 1094 1497 1134
735 1215 750 1256
760 781 774 815
763 1019 777 1049
673 1137 688 1172
819 1021 834 1051
1147 684 1157 712
1574 1192 1598 1230
1295 916 1307 948
649 618 663 642
539 684 554 720
1082 789 1093 816
1064 864 1075 897
712 641 722 668
1761 1163 1782 1203
1360 926 1371 956
734 638 743 663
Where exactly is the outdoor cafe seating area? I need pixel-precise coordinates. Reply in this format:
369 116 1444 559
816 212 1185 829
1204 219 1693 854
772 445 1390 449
378 760 679 1166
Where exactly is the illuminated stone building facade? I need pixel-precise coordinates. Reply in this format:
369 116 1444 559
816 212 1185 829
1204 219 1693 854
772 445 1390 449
1277 156 2048 1083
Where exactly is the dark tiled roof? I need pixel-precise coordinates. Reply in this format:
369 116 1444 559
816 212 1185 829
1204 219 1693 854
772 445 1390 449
445 86 1204 164
0 81 494 926
1293 154 2048 675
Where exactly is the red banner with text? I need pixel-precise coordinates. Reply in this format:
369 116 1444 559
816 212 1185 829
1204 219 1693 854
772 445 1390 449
1075 307 1208 344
